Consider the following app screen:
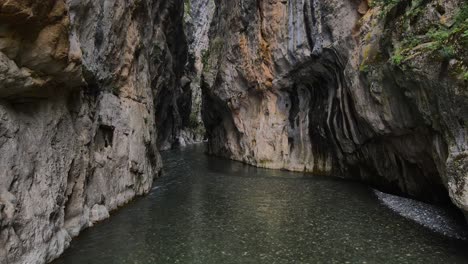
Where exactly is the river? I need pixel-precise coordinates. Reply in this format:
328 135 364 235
53 144 468 263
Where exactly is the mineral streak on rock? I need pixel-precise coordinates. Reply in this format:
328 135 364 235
0 0 467 263
176 0 215 147
0 0 187 263
201 0 467 217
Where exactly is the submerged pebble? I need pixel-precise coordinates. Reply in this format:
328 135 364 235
374 190 468 240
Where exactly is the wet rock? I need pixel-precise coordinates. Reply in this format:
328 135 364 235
201 0 468 219
176 0 215 146
89 205 110 225
0 0 187 263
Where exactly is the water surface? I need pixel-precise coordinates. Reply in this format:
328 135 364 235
54 145 468 264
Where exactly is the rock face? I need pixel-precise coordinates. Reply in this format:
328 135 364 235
0 0 186 263
202 0 467 215
0 0 466 262
177 0 215 146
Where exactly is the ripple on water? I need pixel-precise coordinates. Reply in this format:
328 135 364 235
52 145 468 264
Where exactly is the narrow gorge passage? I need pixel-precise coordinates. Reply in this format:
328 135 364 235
52 145 468 264
1 0 467 263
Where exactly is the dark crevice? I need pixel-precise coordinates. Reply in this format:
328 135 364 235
95 125 114 151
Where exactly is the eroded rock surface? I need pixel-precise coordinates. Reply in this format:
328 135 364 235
1 0 467 262
176 0 215 146
0 0 186 263
202 0 467 215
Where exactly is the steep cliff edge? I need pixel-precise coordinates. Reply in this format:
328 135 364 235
176 0 215 146
0 0 466 262
0 0 187 263
202 0 467 215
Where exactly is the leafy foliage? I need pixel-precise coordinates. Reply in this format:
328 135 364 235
388 1 467 75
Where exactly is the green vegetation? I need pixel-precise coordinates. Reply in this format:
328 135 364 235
188 112 206 136
388 2 468 73
369 0 405 18
201 37 224 72
184 0 191 17
364 0 467 80
390 52 405 66
424 4 467 58
372 0 421 27
201 49 209 67
368 0 401 8
360 63 370 73
189 112 200 128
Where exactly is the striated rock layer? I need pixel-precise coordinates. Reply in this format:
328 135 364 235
0 0 187 263
202 0 467 216
177 0 215 146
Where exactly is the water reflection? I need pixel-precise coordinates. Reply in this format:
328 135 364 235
54 144 468 264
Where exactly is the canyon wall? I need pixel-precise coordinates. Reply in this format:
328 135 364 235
0 0 466 262
202 0 467 214
0 0 186 263
177 0 215 146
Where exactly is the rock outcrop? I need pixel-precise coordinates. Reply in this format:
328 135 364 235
202 0 467 216
177 0 215 146
0 0 187 263
1 0 467 262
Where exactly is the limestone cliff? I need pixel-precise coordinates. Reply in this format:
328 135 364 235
202 0 467 215
1 0 467 262
177 0 215 146
0 0 187 263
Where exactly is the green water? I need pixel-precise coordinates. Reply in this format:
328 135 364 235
53 145 468 264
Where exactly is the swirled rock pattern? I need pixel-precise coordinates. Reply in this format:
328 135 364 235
1 0 467 263
0 0 187 263
202 0 467 216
